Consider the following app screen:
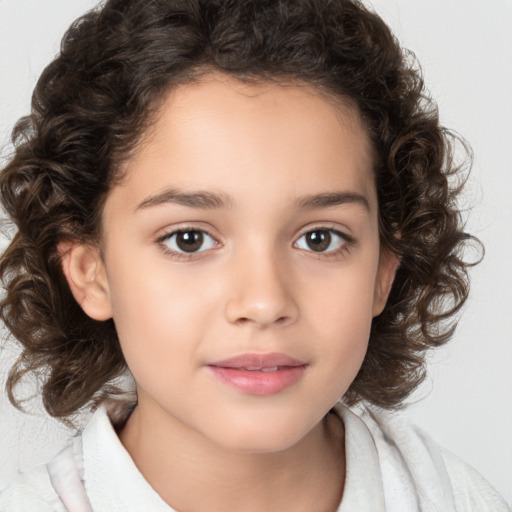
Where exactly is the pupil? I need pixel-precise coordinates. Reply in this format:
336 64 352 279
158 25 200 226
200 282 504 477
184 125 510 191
176 231 203 252
307 230 331 252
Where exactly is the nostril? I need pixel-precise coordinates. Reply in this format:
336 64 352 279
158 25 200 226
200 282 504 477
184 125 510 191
225 288 299 327
232 315 290 327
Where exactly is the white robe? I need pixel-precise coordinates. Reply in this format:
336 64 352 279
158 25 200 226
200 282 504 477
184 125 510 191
0 401 509 511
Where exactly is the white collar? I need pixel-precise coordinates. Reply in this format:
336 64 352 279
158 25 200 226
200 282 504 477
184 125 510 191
82 402 172 511
81 401 390 511
335 405 386 511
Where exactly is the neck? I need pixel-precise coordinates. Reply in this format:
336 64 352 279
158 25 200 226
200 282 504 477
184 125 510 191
118 400 345 512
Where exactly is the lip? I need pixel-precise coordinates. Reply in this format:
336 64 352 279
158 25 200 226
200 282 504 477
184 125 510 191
207 352 307 396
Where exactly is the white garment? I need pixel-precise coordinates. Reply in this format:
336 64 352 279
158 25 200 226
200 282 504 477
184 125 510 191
0 402 509 512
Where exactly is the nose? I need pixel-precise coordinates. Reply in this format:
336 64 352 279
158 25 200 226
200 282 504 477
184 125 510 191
224 248 299 328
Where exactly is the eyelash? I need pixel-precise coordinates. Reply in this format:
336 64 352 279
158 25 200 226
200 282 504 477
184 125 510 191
156 225 356 261
156 227 220 261
294 226 356 260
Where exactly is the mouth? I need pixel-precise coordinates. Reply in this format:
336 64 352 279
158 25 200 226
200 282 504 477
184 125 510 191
207 353 307 396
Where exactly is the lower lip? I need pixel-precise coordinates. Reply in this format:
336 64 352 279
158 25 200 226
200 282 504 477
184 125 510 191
208 366 306 396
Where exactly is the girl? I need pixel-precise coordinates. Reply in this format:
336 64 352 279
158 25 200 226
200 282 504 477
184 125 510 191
0 0 509 510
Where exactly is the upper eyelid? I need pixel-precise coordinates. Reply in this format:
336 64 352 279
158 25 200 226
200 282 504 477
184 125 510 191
157 228 220 258
155 228 219 255
295 224 354 242
294 228 351 244
157 225 220 241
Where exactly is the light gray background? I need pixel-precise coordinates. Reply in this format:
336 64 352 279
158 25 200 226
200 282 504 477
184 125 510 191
0 0 511 502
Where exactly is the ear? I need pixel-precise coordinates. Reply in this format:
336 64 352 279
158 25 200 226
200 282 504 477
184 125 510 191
58 241 113 321
372 249 400 317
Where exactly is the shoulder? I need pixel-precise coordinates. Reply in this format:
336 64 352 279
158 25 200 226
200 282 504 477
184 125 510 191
340 404 510 512
440 447 511 512
0 464 66 511
0 436 91 512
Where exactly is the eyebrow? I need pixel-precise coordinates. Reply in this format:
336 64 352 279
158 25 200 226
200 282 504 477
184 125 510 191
136 188 370 212
294 191 370 211
136 189 235 211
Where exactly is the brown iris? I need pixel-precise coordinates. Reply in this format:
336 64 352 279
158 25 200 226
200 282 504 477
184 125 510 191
176 231 204 252
305 230 331 252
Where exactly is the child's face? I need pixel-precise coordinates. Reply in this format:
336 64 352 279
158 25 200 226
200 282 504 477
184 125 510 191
70 75 397 452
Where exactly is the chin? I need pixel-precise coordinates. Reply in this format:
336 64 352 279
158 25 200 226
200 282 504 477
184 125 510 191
209 418 316 455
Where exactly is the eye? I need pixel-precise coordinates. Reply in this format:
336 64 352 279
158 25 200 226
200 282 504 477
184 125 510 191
160 229 218 254
295 228 349 253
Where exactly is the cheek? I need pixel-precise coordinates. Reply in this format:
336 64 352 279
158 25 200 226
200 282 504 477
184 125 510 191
110 277 208 347
305 260 378 377
109 281 205 399
104 250 228 381
319 306 372 374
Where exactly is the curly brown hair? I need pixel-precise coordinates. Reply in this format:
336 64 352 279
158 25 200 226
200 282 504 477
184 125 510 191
0 0 477 418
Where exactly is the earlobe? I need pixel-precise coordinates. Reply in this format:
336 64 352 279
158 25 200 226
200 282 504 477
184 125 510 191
58 241 113 321
372 249 400 317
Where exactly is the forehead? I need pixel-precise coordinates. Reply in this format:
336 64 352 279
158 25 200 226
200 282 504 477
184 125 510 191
115 74 376 210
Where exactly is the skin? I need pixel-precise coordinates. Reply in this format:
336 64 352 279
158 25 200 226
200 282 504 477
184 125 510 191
62 74 398 512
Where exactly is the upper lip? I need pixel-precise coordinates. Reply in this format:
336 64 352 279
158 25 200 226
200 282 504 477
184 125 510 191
208 352 306 370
